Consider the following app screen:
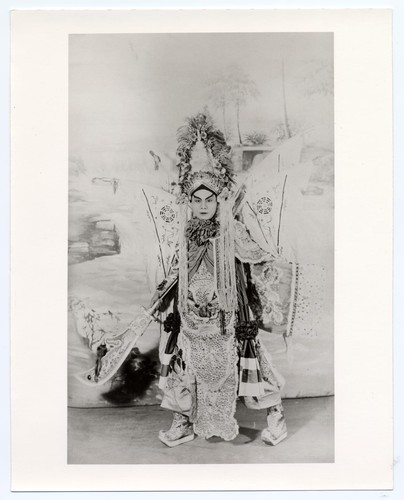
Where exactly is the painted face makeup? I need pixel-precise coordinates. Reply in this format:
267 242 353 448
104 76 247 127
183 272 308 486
190 188 218 220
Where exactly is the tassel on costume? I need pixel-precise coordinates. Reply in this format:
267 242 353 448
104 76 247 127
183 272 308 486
178 197 189 313
238 349 265 397
218 190 238 313
159 308 181 390
236 321 265 397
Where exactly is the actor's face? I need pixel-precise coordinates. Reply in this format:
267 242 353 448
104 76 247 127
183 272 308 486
190 189 217 220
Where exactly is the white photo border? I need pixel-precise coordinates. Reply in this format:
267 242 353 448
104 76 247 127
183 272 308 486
9 6 394 494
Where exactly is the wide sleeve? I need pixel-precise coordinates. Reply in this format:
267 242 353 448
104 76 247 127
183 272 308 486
234 220 274 264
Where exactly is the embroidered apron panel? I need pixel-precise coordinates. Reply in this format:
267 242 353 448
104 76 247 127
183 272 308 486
181 261 239 441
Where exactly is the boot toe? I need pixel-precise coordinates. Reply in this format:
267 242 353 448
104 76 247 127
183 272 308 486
261 428 287 446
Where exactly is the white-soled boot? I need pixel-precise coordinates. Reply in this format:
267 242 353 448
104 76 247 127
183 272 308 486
159 412 195 447
261 403 287 446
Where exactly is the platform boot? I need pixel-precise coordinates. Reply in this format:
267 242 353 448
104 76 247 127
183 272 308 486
261 403 287 446
158 412 195 447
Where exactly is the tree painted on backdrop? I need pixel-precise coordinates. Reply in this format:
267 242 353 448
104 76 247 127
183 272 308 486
274 58 332 145
206 64 260 145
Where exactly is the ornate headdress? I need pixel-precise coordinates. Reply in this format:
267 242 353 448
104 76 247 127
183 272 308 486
176 113 234 198
175 113 237 314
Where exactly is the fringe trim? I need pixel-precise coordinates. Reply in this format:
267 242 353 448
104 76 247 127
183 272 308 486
178 200 189 314
177 192 238 315
218 194 238 313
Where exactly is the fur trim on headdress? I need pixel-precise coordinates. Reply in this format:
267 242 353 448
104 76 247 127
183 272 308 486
185 218 219 246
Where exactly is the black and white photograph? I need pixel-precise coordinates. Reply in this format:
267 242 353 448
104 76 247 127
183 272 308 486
67 32 334 464
9 8 394 492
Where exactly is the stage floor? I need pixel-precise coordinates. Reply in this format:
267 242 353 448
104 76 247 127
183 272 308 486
68 396 334 464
